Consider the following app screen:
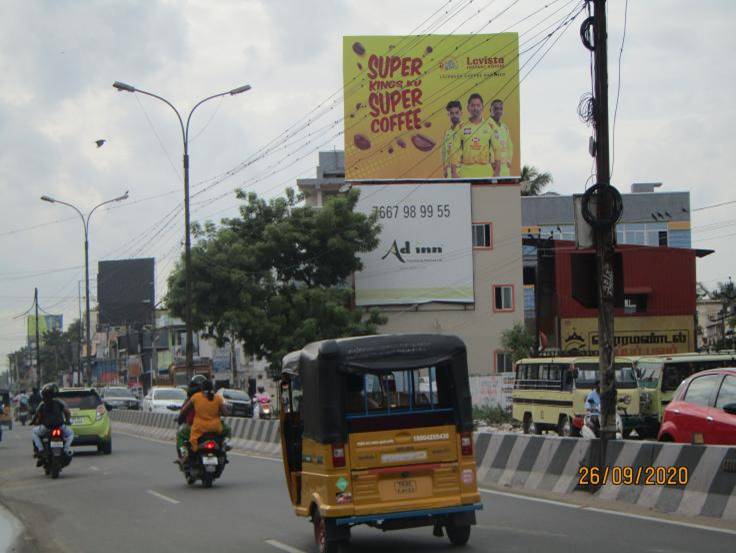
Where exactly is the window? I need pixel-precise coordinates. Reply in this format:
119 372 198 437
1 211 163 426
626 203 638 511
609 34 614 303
472 222 493 248
683 375 721 407
495 351 513 372
345 366 451 416
493 284 514 312
715 375 736 409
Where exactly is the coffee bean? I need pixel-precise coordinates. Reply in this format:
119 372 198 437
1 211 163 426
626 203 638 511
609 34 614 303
352 42 365 56
423 120 432 127
425 46 433 54
388 147 394 154
411 134 436 152
354 134 371 150
396 138 407 148
355 102 362 110
357 62 363 70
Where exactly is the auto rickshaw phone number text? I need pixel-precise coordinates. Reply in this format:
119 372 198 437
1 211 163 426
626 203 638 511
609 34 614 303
578 465 689 486
372 204 451 219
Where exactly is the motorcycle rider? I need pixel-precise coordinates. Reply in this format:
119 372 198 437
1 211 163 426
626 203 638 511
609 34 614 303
28 387 42 414
254 386 271 417
31 384 74 464
179 378 227 457
585 381 601 435
177 376 231 461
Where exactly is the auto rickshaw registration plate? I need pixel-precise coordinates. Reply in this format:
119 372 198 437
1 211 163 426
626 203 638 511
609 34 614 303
395 479 417 495
379 476 432 500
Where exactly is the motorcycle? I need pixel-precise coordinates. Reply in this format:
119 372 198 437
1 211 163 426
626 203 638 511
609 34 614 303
580 399 624 440
39 426 72 479
255 396 272 419
177 433 228 488
17 405 29 426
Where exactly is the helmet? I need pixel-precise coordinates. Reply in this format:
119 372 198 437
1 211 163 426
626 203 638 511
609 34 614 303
201 379 213 393
188 374 208 395
257 386 265 394
41 383 58 402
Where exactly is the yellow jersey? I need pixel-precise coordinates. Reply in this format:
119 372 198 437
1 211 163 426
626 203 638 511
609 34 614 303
489 119 513 176
442 126 459 178
451 119 494 179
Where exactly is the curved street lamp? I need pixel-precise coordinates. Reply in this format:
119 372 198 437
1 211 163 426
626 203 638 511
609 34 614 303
41 191 129 385
112 80 251 380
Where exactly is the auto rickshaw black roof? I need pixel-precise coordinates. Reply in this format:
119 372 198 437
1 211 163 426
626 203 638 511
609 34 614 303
282 334 473 443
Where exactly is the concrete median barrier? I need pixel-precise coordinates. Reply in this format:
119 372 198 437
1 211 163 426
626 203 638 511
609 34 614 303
109 410 281 456
474 432 736 521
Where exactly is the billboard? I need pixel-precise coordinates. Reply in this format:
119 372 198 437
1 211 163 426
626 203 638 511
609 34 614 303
354 183 473 305
98 258 155 326
344 34 520 181
27 314 63 347
561 315 694 356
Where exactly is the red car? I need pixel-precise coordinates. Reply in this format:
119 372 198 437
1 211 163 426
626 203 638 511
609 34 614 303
658 368 736 445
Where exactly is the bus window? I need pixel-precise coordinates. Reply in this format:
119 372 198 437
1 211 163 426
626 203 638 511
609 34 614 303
636 362 661 389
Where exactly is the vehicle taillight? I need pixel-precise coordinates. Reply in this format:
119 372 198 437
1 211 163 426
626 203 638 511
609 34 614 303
96 404 106 421
461 432 473 456
204 440 217 451
331 443 346 468
51 428 62 438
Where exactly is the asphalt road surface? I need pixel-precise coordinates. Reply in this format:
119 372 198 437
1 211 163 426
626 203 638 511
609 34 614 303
1 425 734 553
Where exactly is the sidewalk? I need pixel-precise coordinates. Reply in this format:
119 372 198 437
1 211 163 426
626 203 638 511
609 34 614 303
0 502 22 553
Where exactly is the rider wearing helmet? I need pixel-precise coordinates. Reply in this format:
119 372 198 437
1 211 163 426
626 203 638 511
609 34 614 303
176 375 231 459
31 384 74 463
179 377 228 456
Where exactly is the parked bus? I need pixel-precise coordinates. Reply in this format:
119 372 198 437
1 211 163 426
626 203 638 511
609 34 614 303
635 352 736 438
512 356 640 437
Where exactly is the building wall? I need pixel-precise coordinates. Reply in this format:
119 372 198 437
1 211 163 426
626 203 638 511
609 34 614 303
378 184 523 375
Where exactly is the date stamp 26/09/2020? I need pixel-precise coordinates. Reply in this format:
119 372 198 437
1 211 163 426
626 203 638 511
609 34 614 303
578 465 689 487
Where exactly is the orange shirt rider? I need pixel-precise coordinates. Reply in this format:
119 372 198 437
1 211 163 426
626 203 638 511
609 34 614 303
181 390 227 451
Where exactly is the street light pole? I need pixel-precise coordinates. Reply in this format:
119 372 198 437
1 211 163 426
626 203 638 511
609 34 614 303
112 81 251 381
41 191 129 386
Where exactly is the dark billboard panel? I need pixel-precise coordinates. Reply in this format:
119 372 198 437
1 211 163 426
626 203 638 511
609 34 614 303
97 258 155 325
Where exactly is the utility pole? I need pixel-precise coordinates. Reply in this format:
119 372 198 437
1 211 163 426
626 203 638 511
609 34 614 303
231 334 237 388
591 0 618 459
78 281 83 386
34 288 42 387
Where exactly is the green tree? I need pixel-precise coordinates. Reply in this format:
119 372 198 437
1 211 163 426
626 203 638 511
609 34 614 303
39 320 82 384
501 322 536 362
520 165 553 196
166 188 385 376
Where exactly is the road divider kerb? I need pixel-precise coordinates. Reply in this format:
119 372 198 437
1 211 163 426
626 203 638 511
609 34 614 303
474 432 736 522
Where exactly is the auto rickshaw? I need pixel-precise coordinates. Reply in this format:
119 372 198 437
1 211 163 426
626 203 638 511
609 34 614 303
279 334 482 553
0 389 12 431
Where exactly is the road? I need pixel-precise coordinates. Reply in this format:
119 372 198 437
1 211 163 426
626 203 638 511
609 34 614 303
1 424 734 553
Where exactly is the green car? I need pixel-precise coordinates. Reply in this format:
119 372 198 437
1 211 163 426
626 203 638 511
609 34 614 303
58 388 112 454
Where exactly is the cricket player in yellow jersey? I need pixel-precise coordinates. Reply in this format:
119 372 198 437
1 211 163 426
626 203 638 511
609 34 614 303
442 100 462 178
489 99 514 177
450 93 494 179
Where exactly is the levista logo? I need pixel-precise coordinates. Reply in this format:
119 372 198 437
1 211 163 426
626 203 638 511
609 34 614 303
381 240 443 264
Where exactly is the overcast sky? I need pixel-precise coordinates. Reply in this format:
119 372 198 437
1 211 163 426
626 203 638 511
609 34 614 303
1 0 735 372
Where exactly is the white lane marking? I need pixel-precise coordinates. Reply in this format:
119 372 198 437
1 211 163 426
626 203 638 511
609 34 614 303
480 488 736 536
89 466 100 471
146 489 180 505
264 539 307 553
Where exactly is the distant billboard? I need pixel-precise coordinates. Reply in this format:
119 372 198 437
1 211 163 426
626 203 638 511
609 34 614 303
354 183 473 305
344 34 520 181
27 314 63 347
98 258 155 326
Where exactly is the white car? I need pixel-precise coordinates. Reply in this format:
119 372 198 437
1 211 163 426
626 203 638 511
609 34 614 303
142 387 187 414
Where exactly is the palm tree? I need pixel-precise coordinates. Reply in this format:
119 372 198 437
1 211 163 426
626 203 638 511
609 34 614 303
520 165 553 196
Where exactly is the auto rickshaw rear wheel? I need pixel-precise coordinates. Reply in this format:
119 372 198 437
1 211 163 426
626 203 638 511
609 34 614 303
312 511 339 553
446 523 471 546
